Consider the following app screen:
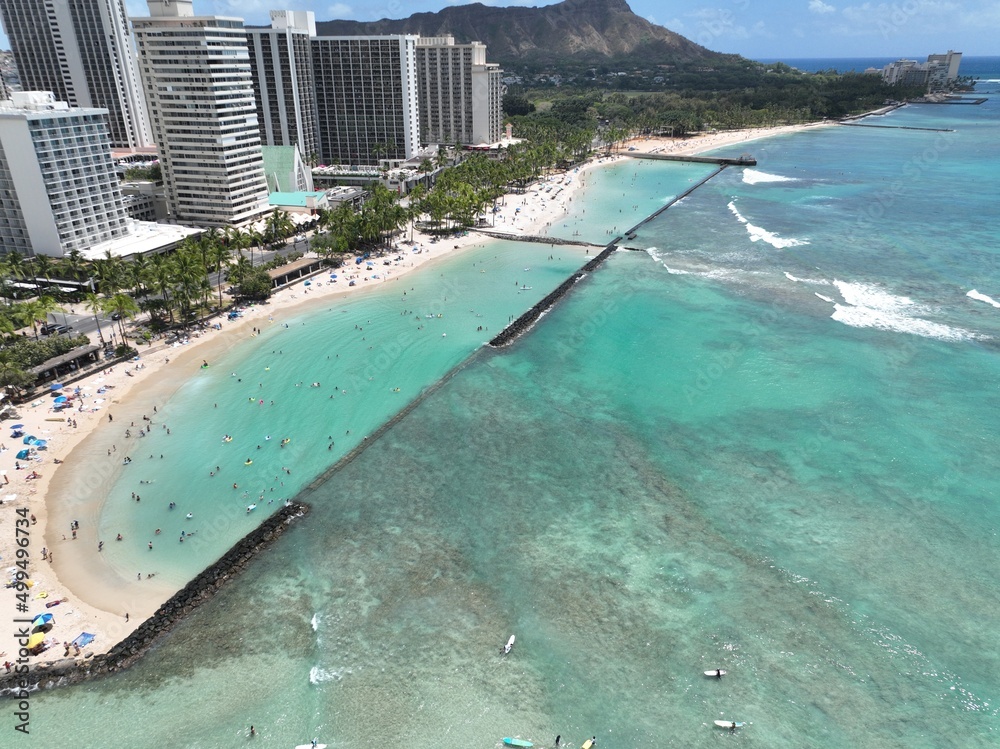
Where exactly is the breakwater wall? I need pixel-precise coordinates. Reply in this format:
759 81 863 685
488 243 618 348
623 166 727 237
488 162 734 348
0 501 309 695
841 103 906 120
623 152 756 166
839 122 954 132
472 230 604 249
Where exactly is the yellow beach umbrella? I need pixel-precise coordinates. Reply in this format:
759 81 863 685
26 631 45 649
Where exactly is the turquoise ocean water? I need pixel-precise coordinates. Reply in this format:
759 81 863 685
12 77 1000 748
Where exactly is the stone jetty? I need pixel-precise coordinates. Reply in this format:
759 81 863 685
0 501 309 694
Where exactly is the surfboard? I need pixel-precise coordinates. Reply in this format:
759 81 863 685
294 744 327 749
581 740 594 749
503 739 533 747
704 669 726 676
713 721 745 728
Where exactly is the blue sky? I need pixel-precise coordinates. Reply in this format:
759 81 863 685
3 0 996 60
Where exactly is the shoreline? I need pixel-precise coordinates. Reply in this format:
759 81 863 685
0 121 817 671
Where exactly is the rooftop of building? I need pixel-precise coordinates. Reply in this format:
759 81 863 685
269 191 326 208
80 221 203 260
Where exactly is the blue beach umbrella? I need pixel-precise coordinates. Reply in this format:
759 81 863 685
16 449 30 460
22 435 36 444
32 613 53 627
49 383 63 391
10 424 23 429
54 396 68 403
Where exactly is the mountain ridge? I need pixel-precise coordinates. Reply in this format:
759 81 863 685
314 0 727 67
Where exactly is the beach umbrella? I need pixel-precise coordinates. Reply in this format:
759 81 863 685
54 396 67 403
49 383 63 391
26 631 45 649
10 423 23 429
22 435 36 444
32 613 53 627
16 449 30 460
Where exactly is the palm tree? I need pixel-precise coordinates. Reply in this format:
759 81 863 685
15 295 64 339
146 253 175 324
407 184 427 241
128 252 151 302
84 292 108 347
101 293 140 344
209 240 232 309
245 229 264 267
64 249 88 283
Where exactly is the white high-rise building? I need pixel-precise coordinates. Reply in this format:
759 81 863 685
132 0 270 227
311 35 420 167
415 36 503 146
0 92 130 257
0 0 152 150
246 10 319 165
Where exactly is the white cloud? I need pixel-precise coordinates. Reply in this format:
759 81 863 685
663 17 686 32
327 3 353 16
683 8 771 46
809 0 836 14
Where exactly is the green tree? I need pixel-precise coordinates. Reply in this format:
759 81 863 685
101 293 140 344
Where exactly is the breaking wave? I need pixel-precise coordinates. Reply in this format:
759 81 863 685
967 289 1000 308
728 201 809 249
831 281 981 341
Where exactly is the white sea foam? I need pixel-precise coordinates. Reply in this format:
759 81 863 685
311 613 320 631
831 280 980 341
784 271 831 285
309 666 347 684
663 265 692 275
728 202 809 249
815 293 834 303
742 169 798 185
967 289 1000 308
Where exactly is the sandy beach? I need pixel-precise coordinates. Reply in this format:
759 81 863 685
0 121 822 668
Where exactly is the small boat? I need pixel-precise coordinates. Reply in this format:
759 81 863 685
713 721 745 729
704 669 726 677
503 739 533 748
501 634 515 655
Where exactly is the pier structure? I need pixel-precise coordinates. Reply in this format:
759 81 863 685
488 159 737 348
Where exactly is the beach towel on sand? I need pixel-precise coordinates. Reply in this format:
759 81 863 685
71 632 95 648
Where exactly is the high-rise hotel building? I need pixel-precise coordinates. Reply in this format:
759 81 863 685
246 10 319 165
415 36 503 146
132 0 270 227
311 35 420 166
0 0 152 150
0 92 129 257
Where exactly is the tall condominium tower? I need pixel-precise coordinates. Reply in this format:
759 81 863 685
0 92 129 258
132 0 270 227
0 0 152 149
415 36 503 146
311 35 420 166
246 10 319 165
